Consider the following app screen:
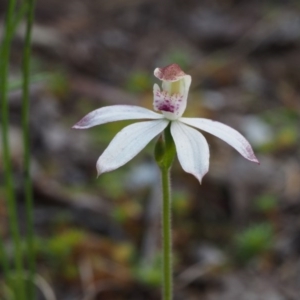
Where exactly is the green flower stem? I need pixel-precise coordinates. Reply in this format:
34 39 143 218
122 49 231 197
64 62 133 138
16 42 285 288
22 0 37 298
0 0 26 299
161 166 173 300
155 125 176 300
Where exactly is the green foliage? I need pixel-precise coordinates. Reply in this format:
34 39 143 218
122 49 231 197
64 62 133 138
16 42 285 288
154 124 176 169
63 264 79 280
259 124 298 153
8 72 51 91
257 107 299 153
111 199 142 224
0 280 14 300
112 206 129 223
275 126 298 148
96 169 127 198
35 229 84 265
46 229 84 258
254 194 278 213
154 135 165 166
133 255 162 287
234 223 274 264
125 71 152 93
31 230 84 280
263 107 299 125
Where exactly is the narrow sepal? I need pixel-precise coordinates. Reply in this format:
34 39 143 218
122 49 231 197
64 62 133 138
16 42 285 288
97 119 169 175
180 117 259 164
171 121 210 183
73 105 163 129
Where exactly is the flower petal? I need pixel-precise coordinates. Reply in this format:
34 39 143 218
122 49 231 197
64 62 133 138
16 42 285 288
171 121 209 183
97 119 169 175
73 105 163 129
179 118 259 163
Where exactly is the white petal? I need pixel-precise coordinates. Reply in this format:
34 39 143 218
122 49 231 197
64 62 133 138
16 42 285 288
73 105 163 129
179 118 259 163
171 121 209 183
97 119 169 175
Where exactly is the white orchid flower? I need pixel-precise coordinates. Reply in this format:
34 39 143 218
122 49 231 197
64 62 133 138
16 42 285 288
73 64 259 183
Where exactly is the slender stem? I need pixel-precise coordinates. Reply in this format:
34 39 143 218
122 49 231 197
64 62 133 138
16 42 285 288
0 1 26 299
0 46 11 293
161 166 172 300
0 237 11 289
12 1 29 34
22 0 37 298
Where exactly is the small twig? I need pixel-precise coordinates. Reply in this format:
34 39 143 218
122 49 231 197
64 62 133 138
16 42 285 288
34 273 57 300
78 258 95 292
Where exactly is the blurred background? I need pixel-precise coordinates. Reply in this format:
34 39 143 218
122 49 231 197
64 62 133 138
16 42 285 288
1 0 300 299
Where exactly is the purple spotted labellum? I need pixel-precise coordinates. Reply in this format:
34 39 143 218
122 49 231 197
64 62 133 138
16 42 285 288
73 64 259 183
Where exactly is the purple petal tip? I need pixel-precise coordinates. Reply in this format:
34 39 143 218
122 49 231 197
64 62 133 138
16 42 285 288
72 122 86 129
248 155 260 165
